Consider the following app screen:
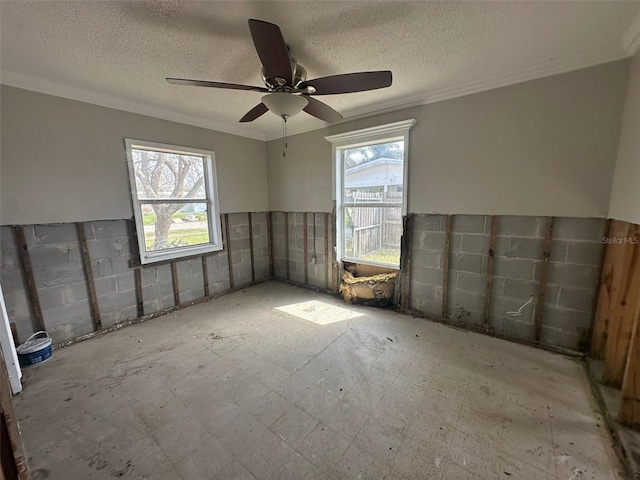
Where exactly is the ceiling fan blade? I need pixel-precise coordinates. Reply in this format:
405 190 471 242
248 19 292 85
239 103 269 123
303 96 343 123
300 71 392 95
166 78 268 92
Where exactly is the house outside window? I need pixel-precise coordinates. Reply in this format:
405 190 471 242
125 139 223 264
326 119 416 268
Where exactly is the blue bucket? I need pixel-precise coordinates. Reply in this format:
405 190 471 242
17 331 53 367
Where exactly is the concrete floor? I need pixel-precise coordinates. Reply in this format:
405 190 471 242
14 281 626 480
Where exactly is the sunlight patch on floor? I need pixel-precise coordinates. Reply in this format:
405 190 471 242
275 300 365 325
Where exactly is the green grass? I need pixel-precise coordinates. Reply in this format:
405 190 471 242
145 229 210 250
142 212 206 226
362 248 400 265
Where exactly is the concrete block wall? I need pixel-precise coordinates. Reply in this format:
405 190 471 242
0 213 268 344
271 212 331 290
407 214 607 352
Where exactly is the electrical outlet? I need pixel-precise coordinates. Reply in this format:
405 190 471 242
312 254 317 264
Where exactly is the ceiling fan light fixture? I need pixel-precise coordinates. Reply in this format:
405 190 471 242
262 92 308 119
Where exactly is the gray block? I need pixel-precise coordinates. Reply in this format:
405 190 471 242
505 237 543 260
414 231 445 251
502 278 537 299
411 250 441 269
91 220 129 240
497 216 543 238
29 243 81 268
450 253 484 274
101 305 138 329
547 262 599 290
410 281 442 306
42 301 92 328
461 234 490 255
412 266 443 285
116 273 136 293
566 241 604 266
98 290 136 313
557 286 595 312
33 224 78 245
502 317 536 341
48 318 95 343
553 218 607 242
493 258 535 281
448 289 484 316
452 215 486 234
549 240 568 262
543 304 592 330
413 215 443 232
42 263 86 287
456 271 485 294
490 295 536 322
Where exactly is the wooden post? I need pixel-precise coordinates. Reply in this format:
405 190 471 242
248 212 256 282
303 212 309 285
534 217 554 342
170 261 180 307
483 216 497 328
202 256 210 297
76 222 102 331
324 212 329 290
134 268 144 317
12 226 45 332
224 213 234 289
442 215 452 318
400 215 413 310
285 212 290 281
1 352 29 479
592 220 630 358
603 233 640 387
618 247 640 428
267 211 275 277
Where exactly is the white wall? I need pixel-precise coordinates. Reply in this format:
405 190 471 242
0 86 268 225
267 60 629 217
608 52 640 225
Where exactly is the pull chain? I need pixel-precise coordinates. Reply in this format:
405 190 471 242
282 117 288 157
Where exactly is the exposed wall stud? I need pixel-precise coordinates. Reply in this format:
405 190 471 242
285 212 290 281
224 213 234 289
592 220 629 358
170 261 180 307
603 232 640 387
400 214 413 310
619 256 640 427
268 211 275 277
483 216 497 328
534 216 554 342
12 226 45 332
202 256 210 297
248 212 256 282
324 212 329 290
76 222 102 331
134 268 144 317
442 215 452 318
304 212 309 285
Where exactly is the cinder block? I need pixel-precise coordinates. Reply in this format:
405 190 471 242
505 237 543 260
553 218 607 242
412 266 443 285
411 250 441 269
450 233 462 253
543 304 592 331
461 234 490 255
0 270 28 295
539 325 583 351
143 294 175 315
557 286 595 312
493 237 509 257
94 276 117 296
450 253 484 274
101 305 138 329
413 215 443 232
502 318 536 341
36 286 65 310
29 243 81 268
63 281 90 304
493 258 535 281
502 278 537 299
549 240 568 262
42 264 86 287
547 262 599 290
42 301 92 328
98 290 136 313
87 237 131 259
490 294 536 322
497 216 543 237
448 289 484 315
414 231 445 251
48 318 95 343
34 224 78 245
456 271 485 294
566 241 604 266
0 227 17 251
91 220 129 240
116 273 136 293
410 281 442 306
452 215 485 234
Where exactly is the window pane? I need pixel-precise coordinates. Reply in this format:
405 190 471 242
344 206 402 265
344 141 403 204
142 203 210 251
132 148 206 200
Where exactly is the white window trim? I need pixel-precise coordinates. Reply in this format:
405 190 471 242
125 139 223 265
326 119 416 269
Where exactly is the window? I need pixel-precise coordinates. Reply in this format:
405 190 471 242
326 120 415 268
125 139 222 264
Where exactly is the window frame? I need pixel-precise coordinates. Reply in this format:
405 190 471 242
125 138 223 265
326 119 416 269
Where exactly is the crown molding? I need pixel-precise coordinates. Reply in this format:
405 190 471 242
623 11 640 56
0 71 267 141
264 43 628 141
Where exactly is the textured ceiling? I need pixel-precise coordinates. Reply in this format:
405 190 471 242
2 1 640 140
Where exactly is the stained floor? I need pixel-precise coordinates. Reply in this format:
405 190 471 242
14 281 626 479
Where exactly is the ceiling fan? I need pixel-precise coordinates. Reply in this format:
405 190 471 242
166 19 393 124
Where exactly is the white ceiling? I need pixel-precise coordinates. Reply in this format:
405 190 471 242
2 1 640 141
